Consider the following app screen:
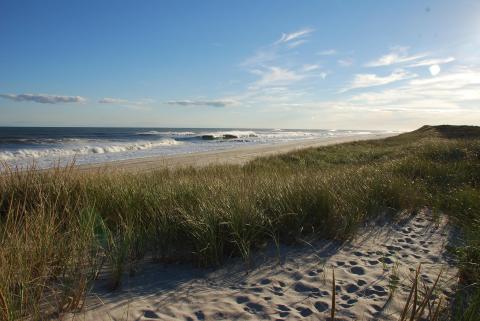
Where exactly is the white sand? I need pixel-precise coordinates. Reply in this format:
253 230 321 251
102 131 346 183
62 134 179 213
69 210 458 321
76 133 394 172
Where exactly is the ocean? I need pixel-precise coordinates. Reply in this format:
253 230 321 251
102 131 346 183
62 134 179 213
0 127 381 169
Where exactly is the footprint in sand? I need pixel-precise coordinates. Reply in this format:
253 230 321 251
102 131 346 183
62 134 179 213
260 278 272 285
314 301 330 312
347 298 358 305
357 279 367 286
277 304 291 312
236 296 249 304
341 294 351 301
296 306 313 317
307 269 323 276
364 285 388 297
379 257 394 264
405 237 415 244
277 304 290 318
250 287 263 293
244 302 264 314
143 310 160 319
294 282 321 295
345 283 360 293
350 266 366 275
272 286 284 296
194 311 205 320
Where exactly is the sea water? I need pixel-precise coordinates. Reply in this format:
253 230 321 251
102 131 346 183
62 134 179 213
0 127 381 169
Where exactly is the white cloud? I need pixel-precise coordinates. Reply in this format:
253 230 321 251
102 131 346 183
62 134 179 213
0 93 86 104
338 66 480 111
251 67 305 88
242 28 314 67
408 57 455 67
287 40 307 48
342 69 416 92
99 97 130 104
98 97 154 110
302 64 320 72
338 58 354 67
167 99 237 108
366 47 427 67
291 66 480 130
276 28 314 44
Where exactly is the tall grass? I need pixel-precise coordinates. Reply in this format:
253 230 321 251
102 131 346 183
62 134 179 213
0 125 479 320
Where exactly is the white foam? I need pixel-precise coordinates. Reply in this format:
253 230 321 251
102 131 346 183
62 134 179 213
0 138 180 161
199 130 258 139
137 130 196 136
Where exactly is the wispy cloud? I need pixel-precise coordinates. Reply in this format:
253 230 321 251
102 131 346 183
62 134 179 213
366 47 427 67
242 28 314 67
250 67 306 88
0 93 86 104
287 40 307 48
338 58 354 67
327 66 480 112
167 99 237 108
407 56 455 67
276 28 314 44
242 27 324 96
317 49 337 56
98 97 154 110
98 97 131 104
302 64 320 72
342 69 416 92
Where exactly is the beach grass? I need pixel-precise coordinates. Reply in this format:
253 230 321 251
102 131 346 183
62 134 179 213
0 125 479 320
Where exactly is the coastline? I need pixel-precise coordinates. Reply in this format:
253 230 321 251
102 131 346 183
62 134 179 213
76 133 395 172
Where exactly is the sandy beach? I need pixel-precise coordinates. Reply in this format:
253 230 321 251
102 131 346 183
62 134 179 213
77 133 394 172
69 210 457 321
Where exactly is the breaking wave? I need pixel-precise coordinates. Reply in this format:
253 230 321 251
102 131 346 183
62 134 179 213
0 138 180 161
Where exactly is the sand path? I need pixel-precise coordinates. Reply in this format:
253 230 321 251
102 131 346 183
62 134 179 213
69 210 458 321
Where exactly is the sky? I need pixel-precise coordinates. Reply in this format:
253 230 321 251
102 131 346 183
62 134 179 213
1 0 480 130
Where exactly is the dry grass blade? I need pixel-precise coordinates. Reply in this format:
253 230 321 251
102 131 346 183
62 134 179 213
431 296 443 321
0 289 9 321
399 264 420 321
331 267 336 321
416 268 443 319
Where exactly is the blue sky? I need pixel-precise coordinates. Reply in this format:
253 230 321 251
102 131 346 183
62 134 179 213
1 0 479 130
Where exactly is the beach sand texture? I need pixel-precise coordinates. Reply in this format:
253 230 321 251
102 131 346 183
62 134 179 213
69 210 457 321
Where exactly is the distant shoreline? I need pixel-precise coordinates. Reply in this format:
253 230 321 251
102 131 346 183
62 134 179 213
76 133 395 172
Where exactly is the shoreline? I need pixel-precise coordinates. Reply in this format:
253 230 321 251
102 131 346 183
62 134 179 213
76 133 395 172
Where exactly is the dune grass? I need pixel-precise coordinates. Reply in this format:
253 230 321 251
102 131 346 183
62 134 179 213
0 125 479 320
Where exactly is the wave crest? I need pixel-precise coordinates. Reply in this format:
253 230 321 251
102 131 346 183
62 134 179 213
0 139 180 161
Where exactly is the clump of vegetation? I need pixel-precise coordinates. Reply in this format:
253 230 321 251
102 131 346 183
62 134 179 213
0 125 479 320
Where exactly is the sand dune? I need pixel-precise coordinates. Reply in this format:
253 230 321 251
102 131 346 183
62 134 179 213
69 210 457 321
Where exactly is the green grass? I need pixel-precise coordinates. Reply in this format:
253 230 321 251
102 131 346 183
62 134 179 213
0 125 479 320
